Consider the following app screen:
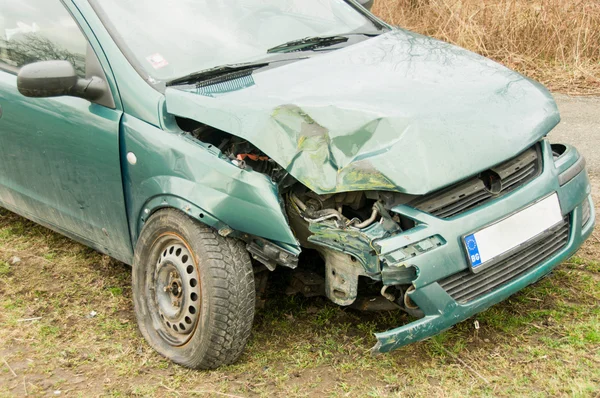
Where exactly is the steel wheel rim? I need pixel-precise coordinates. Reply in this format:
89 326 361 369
150 236 201 346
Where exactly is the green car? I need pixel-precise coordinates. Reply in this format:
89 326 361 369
0 0 594 369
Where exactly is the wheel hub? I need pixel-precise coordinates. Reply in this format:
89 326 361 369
154 242 200 342
164 273 183 306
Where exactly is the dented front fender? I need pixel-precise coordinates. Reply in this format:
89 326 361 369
120 114 299 252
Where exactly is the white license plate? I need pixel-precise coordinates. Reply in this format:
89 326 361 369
464 193 563 270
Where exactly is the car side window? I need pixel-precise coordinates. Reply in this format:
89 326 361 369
0 0 87 76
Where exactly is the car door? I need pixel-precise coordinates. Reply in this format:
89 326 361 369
0 0 133 263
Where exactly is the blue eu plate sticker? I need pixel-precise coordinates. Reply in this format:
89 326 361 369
465 234 482 267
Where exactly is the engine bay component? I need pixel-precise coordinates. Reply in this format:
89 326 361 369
351 207 379 229
246 238 299 271
322 249 364 305
284 187 411 305
380 285 395 302
177 118 289 182
287 188 397 231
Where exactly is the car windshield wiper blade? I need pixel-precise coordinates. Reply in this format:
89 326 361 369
267 32 381 54
167 62 270 87
267 35 350 54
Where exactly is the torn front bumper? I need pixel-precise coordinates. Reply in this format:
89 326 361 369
371 140 595 353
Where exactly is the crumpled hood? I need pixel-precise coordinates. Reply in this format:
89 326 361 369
165 29 560 195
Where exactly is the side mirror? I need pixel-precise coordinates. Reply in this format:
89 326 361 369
356 0 374 11
17 60 106 102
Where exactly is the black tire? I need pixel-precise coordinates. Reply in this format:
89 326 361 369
132 209 255 369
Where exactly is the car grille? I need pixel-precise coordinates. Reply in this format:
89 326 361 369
582 197 591 226
411 145 542 218
439 216 570 303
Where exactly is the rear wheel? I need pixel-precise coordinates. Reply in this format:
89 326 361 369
132 209 255 369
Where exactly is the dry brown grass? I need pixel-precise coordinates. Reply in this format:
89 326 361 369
373 0 600 95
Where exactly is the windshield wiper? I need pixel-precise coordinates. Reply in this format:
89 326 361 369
267 32 380 54
167 33 379 86
267 35 350 54
167 62 270 87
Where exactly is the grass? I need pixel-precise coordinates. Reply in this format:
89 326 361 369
0 196 599 397
0 260 10 276
372 0 600 95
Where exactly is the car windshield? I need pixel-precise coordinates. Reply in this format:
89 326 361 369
91 0 384 82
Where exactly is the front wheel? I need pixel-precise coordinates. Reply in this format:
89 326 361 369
132 209 255 369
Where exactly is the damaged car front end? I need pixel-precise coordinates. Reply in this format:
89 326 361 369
160 27 595 353
278 139 594 353
81 0 595 365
